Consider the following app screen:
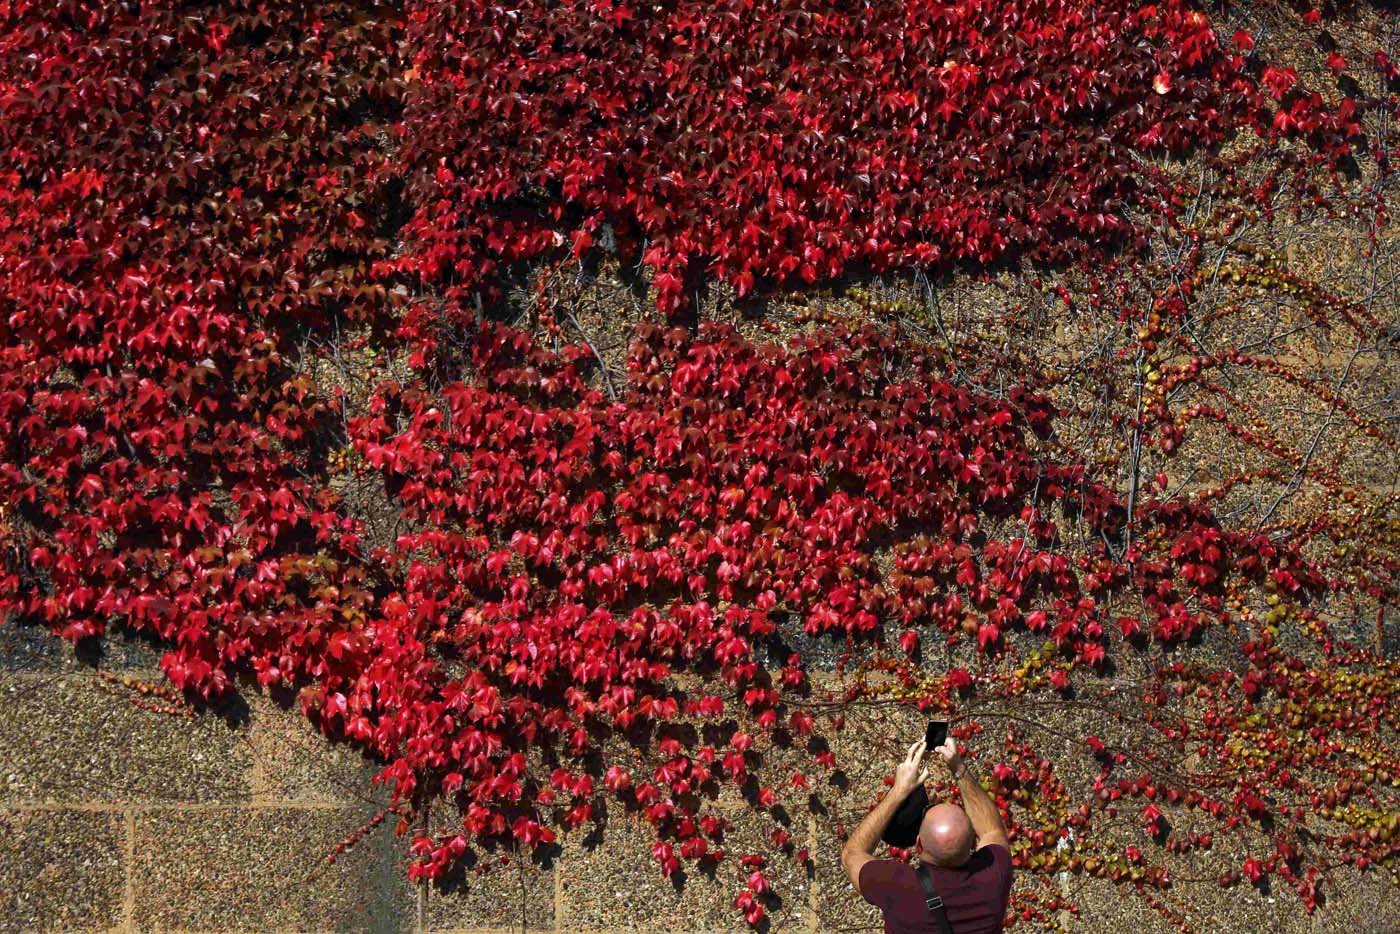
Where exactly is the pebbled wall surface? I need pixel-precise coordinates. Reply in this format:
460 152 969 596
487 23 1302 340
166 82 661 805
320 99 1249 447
4 618 1399 934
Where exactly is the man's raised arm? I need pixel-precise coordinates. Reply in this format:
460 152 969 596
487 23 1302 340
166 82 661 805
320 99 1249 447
935 735 1009 851
840 738 928 892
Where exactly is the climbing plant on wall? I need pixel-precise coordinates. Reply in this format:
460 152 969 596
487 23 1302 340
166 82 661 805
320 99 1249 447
1 1 1396 929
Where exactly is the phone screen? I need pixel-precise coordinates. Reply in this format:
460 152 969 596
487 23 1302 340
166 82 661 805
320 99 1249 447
925 720 949 748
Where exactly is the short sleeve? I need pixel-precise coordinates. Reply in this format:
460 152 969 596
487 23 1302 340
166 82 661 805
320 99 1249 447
983 844 1014 903
857 858 908 911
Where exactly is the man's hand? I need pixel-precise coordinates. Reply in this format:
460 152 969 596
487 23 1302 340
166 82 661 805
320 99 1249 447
841 735 931 892
933 735 962 774
893 738 929 797
935 732 1010 850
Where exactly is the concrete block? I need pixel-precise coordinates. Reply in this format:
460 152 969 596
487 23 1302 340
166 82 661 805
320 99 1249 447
414 794 554 933
0 673 250 805
425 848 555 933
0 808 125 932
0 622 81 673
810 820 884 934
243 691 386 804
826 701 924 798
558 806 810 934
0 621 163 673
131 804 416 933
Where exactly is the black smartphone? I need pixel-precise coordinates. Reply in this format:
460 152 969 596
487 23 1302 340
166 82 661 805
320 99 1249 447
925 719 949 749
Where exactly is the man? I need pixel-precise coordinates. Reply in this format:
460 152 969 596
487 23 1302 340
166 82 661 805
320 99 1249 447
840 735 1013 933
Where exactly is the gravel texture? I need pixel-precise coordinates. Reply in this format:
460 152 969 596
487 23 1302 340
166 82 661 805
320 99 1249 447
131 804 415 933
0 809 125 932
244 690 387 806
0 672 249 804
559 807 811 933
0 622 164 673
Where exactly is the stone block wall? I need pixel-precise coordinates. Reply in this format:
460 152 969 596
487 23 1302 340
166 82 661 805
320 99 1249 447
0 624 838 934
3 622 1396 933
0 624 417 933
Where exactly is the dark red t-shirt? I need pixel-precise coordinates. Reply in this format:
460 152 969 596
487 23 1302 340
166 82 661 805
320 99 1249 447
858 844 1013 934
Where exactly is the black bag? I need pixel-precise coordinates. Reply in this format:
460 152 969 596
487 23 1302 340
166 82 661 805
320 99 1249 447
880 784 929 847
914 862 953 934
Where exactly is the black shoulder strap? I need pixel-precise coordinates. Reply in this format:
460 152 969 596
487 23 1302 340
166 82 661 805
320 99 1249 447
914 863 954 934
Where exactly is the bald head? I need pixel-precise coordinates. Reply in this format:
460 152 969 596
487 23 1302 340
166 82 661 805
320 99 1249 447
918 803 976 868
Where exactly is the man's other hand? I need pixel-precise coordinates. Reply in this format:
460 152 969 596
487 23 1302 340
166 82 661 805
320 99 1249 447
934 735 962 773
893 738 929 797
